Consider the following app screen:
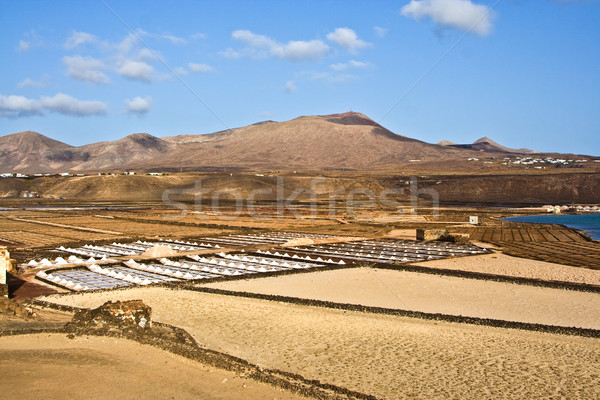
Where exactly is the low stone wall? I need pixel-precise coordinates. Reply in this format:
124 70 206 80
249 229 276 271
416 228 448 241
416 229 470 243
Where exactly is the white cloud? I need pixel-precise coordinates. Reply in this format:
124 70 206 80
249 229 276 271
17 77 47 89
0 94 40 117
136 48 161 62
161 34 187 45
299 71 358 84
40 93 107 116
117 29 148 55
17 30 44 52
56 30 214 87
63 55 111 84
230 30 330 61
401 0 494 36
275 40 330 61
188 63 213 73
284 81 296 93
174 62 213 75
374 26 389 37
0 93 107 118
191 33 206 40
18 40 31 52
330 60 371 71
64 31 98 49
233 30 276 50
326 28 371 53
117 60 154 83
221 47 242 59
125 96 152 115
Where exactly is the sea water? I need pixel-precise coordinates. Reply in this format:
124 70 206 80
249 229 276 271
503 214 600 240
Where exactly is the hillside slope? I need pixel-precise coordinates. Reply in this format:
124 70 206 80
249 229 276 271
73 133 173 171
2 172 598 204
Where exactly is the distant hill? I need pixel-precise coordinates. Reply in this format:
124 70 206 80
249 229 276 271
73 133 173 171
442 136 538 154
0 131 73 172
472 137 538 154
0 131 174 173
0 112 579 173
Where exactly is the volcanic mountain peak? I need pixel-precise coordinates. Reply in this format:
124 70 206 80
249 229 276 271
0 131 76 173
473 136 538 154
122 132 157 140
250 120 276 126
117 132 168 148
0 131 72 152
474 136 499 145
164 112 387 146
81 133 169 151
319 111 381 127
148 110 470 171
79 132 171 160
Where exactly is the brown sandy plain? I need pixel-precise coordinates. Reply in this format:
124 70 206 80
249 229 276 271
40 287 600 399
203 267 600 329
0 333 307 400
412 253 600 285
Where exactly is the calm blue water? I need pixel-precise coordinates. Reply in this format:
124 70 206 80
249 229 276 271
503 214 600 240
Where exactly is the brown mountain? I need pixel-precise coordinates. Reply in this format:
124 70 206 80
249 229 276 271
145 112 477 170
0 131 173 173
472 137 538 154
440 136 538 154
72 133 173 171
0 112 563 173
0 131 74 172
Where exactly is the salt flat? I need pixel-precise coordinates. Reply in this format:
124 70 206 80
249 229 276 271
204 267 600 329
40 287 600 399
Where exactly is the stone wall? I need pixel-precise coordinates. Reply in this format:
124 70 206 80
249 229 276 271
416 228 448 241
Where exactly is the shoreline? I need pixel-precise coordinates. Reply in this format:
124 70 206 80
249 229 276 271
502 214 600 241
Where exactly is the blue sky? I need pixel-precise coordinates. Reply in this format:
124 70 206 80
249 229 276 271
1 0 599 155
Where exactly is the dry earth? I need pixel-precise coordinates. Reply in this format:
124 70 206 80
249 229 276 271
40 287 600 399
203 267 600 329
412 253 600 285
0 333 308 400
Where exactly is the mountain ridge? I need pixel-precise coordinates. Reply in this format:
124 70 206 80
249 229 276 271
438 135 538 154
0 112 584 173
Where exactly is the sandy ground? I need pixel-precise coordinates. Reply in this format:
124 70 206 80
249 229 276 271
204 267 600 329
412 253 600 285
0 333 307 400
41 287 600 399
382 229 416 239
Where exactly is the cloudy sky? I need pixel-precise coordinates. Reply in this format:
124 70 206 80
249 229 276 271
1 0 599 155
